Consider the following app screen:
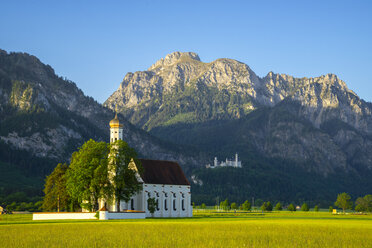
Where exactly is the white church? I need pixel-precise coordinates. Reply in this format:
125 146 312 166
103 113 193 218
33 113 192 221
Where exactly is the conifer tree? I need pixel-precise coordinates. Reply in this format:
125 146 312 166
42 163 69 212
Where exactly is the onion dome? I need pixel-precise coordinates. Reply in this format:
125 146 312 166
109 113 123 128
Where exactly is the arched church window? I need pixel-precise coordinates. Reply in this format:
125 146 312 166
156 199 159 211
173 199 176 211
182 199 185 211
130 199 134 210
164 199 168 211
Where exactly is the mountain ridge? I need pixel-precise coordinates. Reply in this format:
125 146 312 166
105 51 372 177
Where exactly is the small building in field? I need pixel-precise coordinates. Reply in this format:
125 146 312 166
102 113 192 218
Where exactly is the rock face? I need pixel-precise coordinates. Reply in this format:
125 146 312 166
105 51 372 176
0 50 200 175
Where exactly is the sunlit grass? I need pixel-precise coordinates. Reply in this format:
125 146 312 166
1 211 371 247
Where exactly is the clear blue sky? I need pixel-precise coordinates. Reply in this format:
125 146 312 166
1 0 371 103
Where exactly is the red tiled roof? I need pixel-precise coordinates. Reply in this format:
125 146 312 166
139 159 190 185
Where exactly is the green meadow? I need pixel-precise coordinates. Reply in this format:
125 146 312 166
1 211 371 247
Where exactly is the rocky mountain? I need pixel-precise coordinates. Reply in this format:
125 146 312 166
2 49 371 206
105 51 372 179
0 49 201 197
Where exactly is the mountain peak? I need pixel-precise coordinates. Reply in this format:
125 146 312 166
148 52 200 70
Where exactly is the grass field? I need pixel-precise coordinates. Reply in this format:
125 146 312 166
1 211 371 247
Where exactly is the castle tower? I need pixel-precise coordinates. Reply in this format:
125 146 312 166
109 110 123 143
235 153 238 167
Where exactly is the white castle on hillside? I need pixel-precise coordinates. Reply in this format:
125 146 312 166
206 153 242 168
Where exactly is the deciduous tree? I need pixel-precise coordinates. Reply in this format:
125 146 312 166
220 198 229 210
355 195 372 213
66 139 110 212
266 201 273 211
147 197 157 217
261 201 273 211
287 203 296 212
242 200 251 211
261 202 267 211
335 192 352 213
109 140 143 211
274 202 282 211
301 203 309 211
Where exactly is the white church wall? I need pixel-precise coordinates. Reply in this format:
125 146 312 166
119 190 145 212
137 184 192 218
120 184 192 218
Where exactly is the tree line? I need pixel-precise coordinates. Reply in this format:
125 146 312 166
195 192 372 213
41 139 142 212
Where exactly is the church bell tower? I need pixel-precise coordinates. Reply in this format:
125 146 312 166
109 108 123 143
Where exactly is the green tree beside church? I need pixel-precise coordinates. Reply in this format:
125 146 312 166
42 163 69 212
43 139 142 212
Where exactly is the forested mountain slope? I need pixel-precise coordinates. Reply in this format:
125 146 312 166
0 49 201 200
